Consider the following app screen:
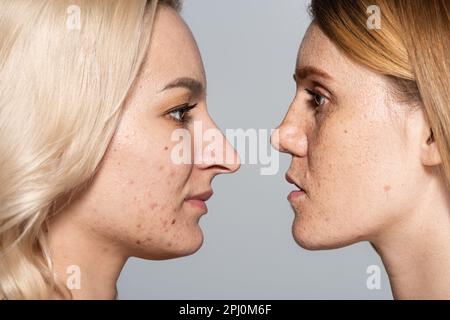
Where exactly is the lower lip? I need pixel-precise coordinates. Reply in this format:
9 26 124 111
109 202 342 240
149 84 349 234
186 199 208 213
288 190 306 201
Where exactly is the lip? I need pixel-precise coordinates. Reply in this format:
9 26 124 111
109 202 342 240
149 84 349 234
185 190 213 213
285 173 308 202
285 173 306 192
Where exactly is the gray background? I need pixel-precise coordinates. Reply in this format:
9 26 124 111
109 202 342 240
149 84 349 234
117 0 392 299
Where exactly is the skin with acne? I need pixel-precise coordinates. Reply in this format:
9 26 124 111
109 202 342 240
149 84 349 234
48 6 239 299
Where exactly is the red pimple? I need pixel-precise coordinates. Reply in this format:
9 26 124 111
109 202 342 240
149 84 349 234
150 202 158 210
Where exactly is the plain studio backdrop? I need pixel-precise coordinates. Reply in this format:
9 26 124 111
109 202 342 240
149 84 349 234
117 0 392 299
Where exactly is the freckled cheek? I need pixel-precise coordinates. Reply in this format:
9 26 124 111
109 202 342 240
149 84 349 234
308 135 356 196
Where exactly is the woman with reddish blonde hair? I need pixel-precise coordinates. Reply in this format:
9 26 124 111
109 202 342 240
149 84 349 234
273 0 449 299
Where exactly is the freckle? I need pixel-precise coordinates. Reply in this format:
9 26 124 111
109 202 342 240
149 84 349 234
137 224 141 229
159 165 164 171
163 220 168 227
171 219 176 225
128 180 134 185
150 202 158 210
136 240 141 245
164 146 168 151
146 237 152 242
384 185 391 192
170 171 175 177
344 129 348 134
168 242 172 247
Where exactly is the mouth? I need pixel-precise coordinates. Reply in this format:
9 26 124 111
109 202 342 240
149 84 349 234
285 173 307 201
185 190 213 213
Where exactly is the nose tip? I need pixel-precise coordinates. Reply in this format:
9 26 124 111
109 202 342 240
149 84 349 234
270 128 282 152
271 124 308 157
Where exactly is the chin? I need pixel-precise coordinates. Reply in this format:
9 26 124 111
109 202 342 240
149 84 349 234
173 229 205 257
292 218 359 251
141 226 205 260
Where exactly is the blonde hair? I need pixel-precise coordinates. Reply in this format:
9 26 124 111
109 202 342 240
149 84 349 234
310 0 450 184
0 0 181 299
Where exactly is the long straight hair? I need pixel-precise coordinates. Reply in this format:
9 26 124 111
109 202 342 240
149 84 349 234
0 0 180 299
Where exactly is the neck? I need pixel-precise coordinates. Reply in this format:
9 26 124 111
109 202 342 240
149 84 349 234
47 213 128 300
372 180 450 299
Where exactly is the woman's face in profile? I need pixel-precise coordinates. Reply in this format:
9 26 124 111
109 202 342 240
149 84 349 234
55 6 239 260
273 23 430 250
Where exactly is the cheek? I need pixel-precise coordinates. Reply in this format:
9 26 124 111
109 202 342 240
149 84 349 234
82 133 200 257
300 112 414 244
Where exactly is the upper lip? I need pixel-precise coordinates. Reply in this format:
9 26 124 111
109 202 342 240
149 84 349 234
285 173 306 192
186 190 214 201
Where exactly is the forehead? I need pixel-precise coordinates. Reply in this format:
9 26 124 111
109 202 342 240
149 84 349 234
140 6 205 91
297 23 377 86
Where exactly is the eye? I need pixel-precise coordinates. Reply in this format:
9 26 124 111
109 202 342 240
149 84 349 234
167 103 197 124
305 89 327 108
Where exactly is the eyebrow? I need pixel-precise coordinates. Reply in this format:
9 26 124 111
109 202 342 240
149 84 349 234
294 66 333 81
161 77 205 98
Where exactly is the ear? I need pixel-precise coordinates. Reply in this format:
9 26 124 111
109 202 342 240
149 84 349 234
421 128 442 166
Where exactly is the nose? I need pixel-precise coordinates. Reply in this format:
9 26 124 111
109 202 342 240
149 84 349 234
194 114 241 174
271 111 308 157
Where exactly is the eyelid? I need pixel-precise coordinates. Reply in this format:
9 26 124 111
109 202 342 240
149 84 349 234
165 103 198 125
165 102 197 114
295 76 334 102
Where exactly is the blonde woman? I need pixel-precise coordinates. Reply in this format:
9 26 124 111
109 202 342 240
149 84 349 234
272 0 450 299
0 0 240 299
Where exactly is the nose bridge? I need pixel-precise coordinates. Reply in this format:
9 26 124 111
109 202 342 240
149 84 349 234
194 113 240 173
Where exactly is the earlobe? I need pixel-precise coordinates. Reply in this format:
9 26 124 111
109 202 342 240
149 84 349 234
422 128 442 166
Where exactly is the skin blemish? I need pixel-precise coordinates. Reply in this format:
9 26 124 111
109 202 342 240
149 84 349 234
137 224 141 229
159 165 164 171
164 146 169 151
150 202 158 210
344 129 348 134
171 219 176 225
136 240 141 245
384 185 391 192
168 242 172 247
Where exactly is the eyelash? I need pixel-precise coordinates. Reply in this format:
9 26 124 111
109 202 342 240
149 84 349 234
305 88 327 109
167 103 197 124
